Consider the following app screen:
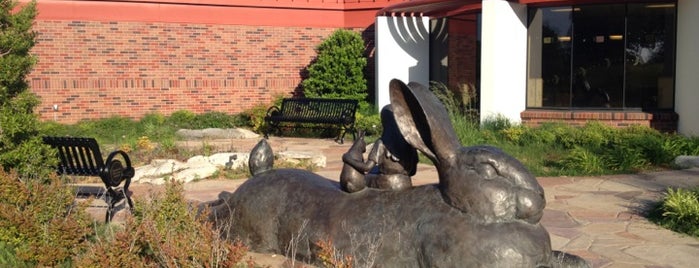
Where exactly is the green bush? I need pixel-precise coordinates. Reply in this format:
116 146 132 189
649 187 699 238
559 146 606 175
481 114 514 132
0 170 93 266
354 112 382 137
192 111 247 129
166 110 197 129
301 29 368 103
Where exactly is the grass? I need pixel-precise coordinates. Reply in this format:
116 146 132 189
450 117 699 177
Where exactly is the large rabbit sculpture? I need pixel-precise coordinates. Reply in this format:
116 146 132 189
206 79 589 267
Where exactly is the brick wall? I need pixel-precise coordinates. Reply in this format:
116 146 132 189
27 0 392 124
448 16 478 94
29 20 374 123
521 110 679 132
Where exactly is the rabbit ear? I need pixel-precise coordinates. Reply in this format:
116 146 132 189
389 79 460 164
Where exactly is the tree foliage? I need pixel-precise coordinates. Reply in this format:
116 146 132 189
302 29 368 103
0 0 55 178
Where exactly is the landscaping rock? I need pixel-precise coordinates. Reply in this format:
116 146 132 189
208 152 249 170
133 159 187 185
674 155 699 169
176 128 259 140
134 153 250 184
133 150 326 184
277 150 326 168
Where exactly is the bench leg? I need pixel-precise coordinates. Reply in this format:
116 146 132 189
104 188 118 223
104 185 133 223
265 120 283 139
337 126 355 144
123 178 134 212
336 128 345 144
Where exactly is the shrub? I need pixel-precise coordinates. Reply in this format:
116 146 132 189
428 81 479 117
76 180 251 267
192 111 242 129
649 187 699 237
0 169 93 266
166 110 197 129
136 113 178 143
242 104 270 134
354 112 382 137
605 142 649 172
301 29 368 103
315 239 353 268
558 146 606 175
481 114 513 132
451 113 484 146
0 0 56 178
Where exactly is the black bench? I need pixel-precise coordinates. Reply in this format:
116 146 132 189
264 98 358 143
42 136 135 222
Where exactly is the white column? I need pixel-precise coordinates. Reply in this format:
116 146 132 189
676 0 699 136
479 0 528 124
375 16 431 111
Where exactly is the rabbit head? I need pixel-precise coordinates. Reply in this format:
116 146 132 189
388 79 545 224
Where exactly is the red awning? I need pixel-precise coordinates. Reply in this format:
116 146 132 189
377 0 482 17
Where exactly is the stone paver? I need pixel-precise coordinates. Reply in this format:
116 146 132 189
101 137 699 267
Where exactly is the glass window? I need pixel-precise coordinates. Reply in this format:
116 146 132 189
625 3 676 109
527 7 573 108
526 2 676 110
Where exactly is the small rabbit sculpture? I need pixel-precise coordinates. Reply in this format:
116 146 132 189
340 129 368 192
341 105 419 192
206 79 589 267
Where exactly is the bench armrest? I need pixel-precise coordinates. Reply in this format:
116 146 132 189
265 105 281 118
101 150 135 187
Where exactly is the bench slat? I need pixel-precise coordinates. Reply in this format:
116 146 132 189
264 98 358 143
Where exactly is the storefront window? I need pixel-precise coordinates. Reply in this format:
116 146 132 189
526 2 676 110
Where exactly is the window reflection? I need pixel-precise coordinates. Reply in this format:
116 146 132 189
625 3 676 109
526 2 676 110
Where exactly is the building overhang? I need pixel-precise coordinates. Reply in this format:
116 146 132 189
377 0 482 18
377 0 673 18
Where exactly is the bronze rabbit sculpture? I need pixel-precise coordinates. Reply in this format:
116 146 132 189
341 105 419 193
205 79 589 267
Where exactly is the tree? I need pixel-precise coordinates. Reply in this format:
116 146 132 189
0 0 55 179
302 29 368 103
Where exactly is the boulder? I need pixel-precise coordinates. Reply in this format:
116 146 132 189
277 150 326 168
176 128 259 140
674 155 699 169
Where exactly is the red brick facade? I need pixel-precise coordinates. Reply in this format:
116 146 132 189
27 0 390 124
30 20 342 123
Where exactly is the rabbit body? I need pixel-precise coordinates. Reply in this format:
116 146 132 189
211 168 556 267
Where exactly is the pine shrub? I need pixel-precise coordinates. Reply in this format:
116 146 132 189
301 29 368 103
0 0 56 178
